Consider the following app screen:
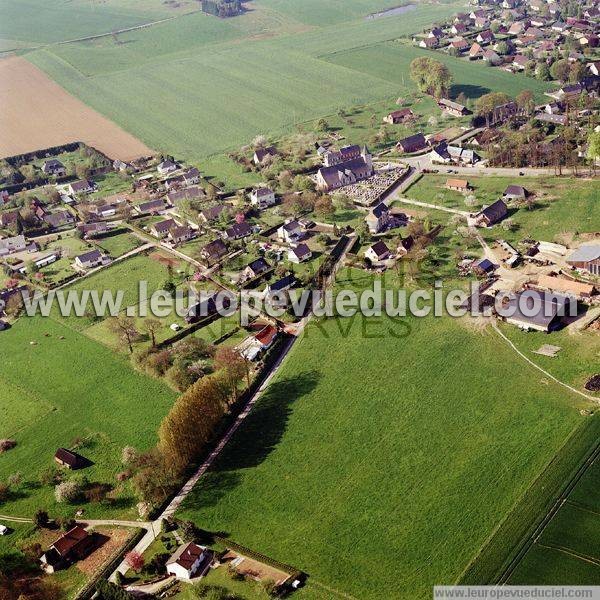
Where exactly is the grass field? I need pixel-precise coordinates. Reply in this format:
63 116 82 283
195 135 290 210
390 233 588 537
405 175 600 242
0 0 197 49
0 315 177 520
176 269 592 599
21 1 552 163
508 455 600 584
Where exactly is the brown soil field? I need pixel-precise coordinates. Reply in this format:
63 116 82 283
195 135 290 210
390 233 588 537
0 56 153 161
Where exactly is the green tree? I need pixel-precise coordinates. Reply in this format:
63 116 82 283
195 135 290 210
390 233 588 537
550 59 570 83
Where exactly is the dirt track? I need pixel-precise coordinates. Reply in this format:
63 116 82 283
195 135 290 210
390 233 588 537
0 56 153 161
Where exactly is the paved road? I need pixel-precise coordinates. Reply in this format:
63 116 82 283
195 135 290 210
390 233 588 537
402 154 556 177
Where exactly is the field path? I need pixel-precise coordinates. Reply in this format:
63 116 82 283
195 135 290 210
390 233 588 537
491 323 598 403
0 56 153 161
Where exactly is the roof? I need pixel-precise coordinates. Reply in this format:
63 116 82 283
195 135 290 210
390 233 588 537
138 199 166 212
246 257 270 274
226 221 252 238
479 199 508 223
474 258 495 272
537 275 595 296
255 324 278 347
50 526 89 557
254 146 277 162
504 184 528 197
500 290 571 329
446 178 468 188
200 204 226 221
369 240 390 259
76 249 103 263
438 98 468 112
396 132 427 151
289 243 311 260
166 543 204 570
153 219 177 233
69 179 92 192
567 245 600 264
269 274 295 292
281 220 301 232
169 225 193 239
372 203 389 218
202 239 228 258
253 187 273 197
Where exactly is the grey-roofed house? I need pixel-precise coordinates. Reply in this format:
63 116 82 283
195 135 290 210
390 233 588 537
566 245 600 275
431 142 480 165
241 257 270 281
224 221 252 240
74 249 109 270
277 220 303 243
136 199 168 215
253 146 277 165
503 185 529 200
288 243 312 263
43 211 75 229
366 203 392 234
200 239 228 264
199 204 227 223
67 180 96 195
250 187 276 209
42 159 66 177
151 219 177 238
365 240 391 263
168 225 195 245
498 290 574 332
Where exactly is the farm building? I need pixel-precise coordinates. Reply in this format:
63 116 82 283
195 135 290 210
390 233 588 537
467 200 508 227
54 448 88 469
383 108 414 124
535 275 596 300
396 133 427 154
40 526 94 573
438 98 471 117
566 245 600 275
446 179 470 192
503 185 529 200
498 290 574 333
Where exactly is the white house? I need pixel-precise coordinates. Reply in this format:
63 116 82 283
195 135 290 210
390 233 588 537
157 160 178 175
277 220 303 243
250 187 276 209
288 243 312 263
74 249 109 270
166 543 211 580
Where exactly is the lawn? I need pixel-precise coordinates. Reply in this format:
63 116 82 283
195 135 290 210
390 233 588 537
508 453 600 585
94 230 143 258
0 315 177 520
176 270 591 599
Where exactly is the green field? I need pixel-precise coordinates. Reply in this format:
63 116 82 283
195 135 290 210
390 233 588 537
405 175 600 242
508 456 600 584
22 1 552 163
0 0 196 50
176 270 593 599
0 315 176 519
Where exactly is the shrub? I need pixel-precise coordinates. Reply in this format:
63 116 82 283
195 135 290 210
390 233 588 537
33 509 50 528
0 439 16 453
55 480 83 503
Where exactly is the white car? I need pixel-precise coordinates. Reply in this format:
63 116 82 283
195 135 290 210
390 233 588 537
0 525 9 535
170 323 181 331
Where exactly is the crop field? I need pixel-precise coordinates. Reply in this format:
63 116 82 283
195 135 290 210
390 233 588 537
0 315 177 519
508 455 600 584
0 0 197 49
0 56 153 161
21 2 523 161
176 269 592 599
324 41 553 102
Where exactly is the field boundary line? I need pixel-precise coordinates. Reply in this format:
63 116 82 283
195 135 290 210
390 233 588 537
309 580 360 600
564 500 600 518
491 323 599 403
536 542 600 567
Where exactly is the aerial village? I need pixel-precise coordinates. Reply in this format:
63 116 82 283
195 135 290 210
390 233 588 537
0 0 599 596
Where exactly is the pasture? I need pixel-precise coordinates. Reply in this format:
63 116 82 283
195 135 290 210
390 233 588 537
21 1 540 162
177 270 591 599
0 315 177 520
